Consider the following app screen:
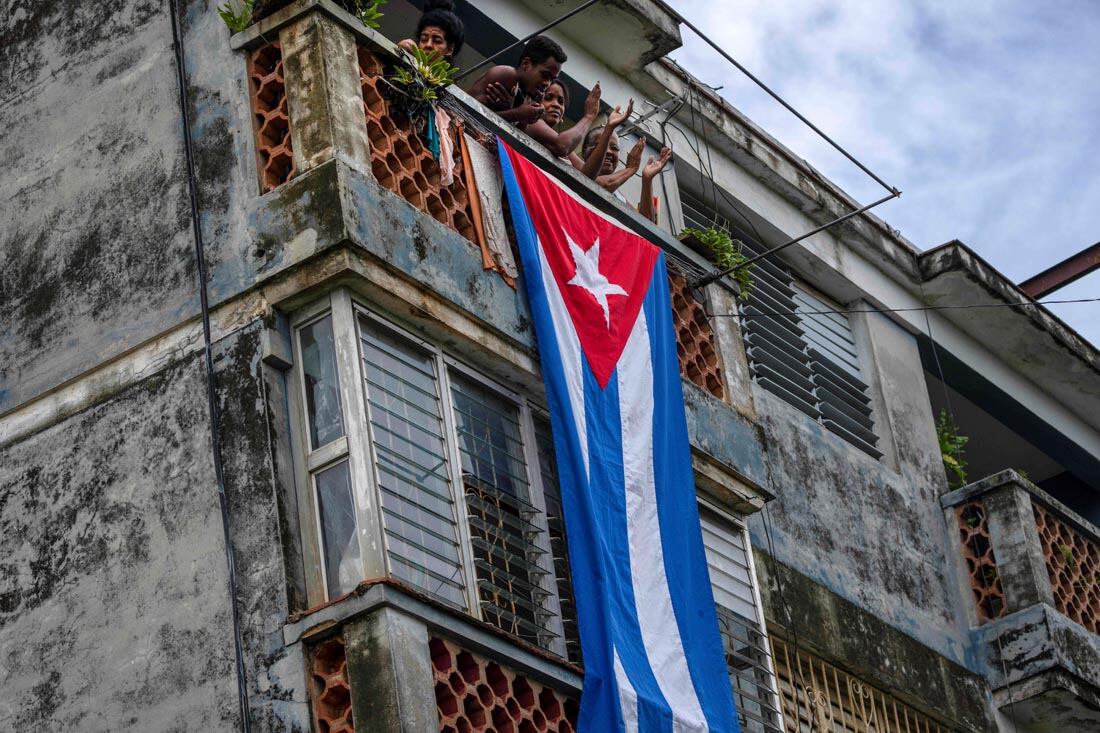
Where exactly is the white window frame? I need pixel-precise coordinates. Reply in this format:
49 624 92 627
288 288 568 656
700 498 786 733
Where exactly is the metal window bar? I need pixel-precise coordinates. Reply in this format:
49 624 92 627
534 417 582 664
450 374 561 651
681 187 881 458
359 316 468 609
771 636 956 733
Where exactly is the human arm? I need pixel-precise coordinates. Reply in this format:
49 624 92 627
526 83 602 157
597 136 644 193
469 66 519 111
398 38 417 53
638 146 672 223
579 99 632 179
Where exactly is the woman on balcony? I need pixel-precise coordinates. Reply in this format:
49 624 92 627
397 0 465 63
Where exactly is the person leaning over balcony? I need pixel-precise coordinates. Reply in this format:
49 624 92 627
521 78 603 160
397 0 465 62
581 124 672 224
468 35 568 128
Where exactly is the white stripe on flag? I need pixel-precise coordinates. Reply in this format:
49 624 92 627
614 648 640 733
537 237 589 479
618 309 710 733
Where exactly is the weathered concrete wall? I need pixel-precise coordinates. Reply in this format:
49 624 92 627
0 0 266 415
0 356 238 730
746 311 975 670
0 326 313 730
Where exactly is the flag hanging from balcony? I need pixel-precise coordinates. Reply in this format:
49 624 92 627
498 138 740 733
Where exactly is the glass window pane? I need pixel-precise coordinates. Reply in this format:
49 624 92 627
300 316 345 450
359 316 466 609
315 460 360 598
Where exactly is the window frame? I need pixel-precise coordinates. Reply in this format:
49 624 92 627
288 287 569 656
700 498 786 733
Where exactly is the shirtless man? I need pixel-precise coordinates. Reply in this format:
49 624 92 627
468 36 568 128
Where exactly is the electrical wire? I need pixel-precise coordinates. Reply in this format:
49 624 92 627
707 297 1100 319
169 3 252 731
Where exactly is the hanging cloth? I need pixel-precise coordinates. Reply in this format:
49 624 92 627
425 105 441 160
435 106 456 186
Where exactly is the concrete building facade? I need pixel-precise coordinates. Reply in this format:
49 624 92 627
2 1 1099 731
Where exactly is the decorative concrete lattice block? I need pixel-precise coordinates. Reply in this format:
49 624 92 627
357 47 477 244
249 42 296 192
430 636 578 733
1034 502 1100 632
956 501 1006 621
309 636 355 733
668 266 725 400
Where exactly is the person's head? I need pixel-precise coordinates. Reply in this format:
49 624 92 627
583 126 620 176
416 0 464 60
542 79 570 128
517 35 567 98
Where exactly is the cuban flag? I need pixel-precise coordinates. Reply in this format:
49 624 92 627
498 138 739 733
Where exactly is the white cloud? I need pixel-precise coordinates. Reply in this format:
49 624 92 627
669 0 1100 344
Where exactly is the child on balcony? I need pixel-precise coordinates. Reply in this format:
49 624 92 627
469 36 568 129
397 0 465 62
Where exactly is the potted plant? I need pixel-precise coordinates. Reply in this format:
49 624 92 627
679 226 755 300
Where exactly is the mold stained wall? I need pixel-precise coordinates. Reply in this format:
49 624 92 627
0 326 312 731
0 0 260 415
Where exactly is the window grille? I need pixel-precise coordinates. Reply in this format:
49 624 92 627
701 509 785 733
680 188 880 459
534 417 582 664
294 297 568 655
770 637 955 733
450 373 556 649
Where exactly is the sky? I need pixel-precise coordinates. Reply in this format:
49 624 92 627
668 0 1100 345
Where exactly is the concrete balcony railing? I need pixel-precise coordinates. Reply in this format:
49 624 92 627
231 0 738 406
287 582 581 733
942 469 1100 730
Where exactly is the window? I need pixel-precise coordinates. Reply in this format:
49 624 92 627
701 506 785 733
290 291 570 655
680 188 880 459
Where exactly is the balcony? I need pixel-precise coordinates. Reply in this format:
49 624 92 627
943 469 1100 730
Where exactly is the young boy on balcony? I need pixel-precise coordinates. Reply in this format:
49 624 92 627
398 0 465 62
469 36 568 128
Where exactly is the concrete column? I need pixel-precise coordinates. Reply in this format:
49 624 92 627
280 9 371 174
344 606 438 733
984 478 1056 612
708 285 757 421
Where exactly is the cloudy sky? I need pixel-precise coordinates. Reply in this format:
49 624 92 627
669 0 1100 345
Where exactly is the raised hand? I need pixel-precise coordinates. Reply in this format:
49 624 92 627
608 98 634 129
483 81 513 111
625 136 646 171
642 146 673 180
514 99 545 125
583 82 602 119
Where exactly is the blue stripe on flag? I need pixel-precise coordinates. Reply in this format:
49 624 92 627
644 256 741 732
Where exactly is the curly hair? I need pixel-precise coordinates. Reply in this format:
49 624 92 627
519 35 567 66
417 0 465 57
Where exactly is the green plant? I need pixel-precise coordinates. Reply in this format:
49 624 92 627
680 226 755 300
937 409 969 488
1060 544 1076 566
218 0 255 32
390 46 460 103
353 0 387 28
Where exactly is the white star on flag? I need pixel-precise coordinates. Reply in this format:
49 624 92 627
564 229 628 327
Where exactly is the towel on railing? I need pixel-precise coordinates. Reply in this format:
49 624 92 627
460 128 517 287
